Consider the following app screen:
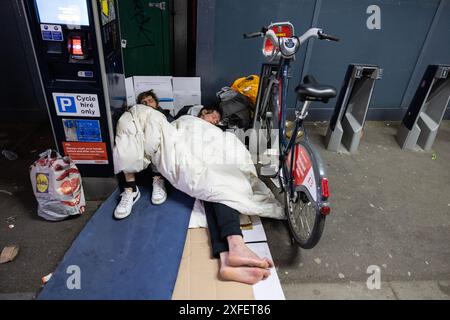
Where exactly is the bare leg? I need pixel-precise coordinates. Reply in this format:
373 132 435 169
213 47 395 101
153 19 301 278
123 172 136 191
219 252 270 285
227 235 274 269
124 172 136 183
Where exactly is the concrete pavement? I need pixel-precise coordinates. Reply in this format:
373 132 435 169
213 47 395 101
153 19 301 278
0 120 449 299
263 121 450 299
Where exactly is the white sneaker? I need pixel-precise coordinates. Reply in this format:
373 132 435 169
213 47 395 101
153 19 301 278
152 176 167 205
114 187 141 219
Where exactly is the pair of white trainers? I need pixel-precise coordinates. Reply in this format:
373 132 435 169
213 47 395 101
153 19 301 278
114 176 167 219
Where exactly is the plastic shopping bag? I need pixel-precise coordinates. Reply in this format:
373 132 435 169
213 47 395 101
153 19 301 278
30 149 85 221
231 75 260 106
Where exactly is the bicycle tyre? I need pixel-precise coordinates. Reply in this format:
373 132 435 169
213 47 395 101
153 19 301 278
283 142 327 249
285 189 326 249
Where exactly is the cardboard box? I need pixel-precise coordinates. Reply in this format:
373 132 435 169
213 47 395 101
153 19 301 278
172 77 202 115
131 76 175 112
124 76 202 116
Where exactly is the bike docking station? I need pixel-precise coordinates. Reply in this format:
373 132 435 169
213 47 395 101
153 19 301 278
325 64 382 153
22 0 192 301
23 0 126 177
396 64 450 152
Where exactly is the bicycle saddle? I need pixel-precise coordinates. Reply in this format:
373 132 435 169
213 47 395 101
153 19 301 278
295 75 337 102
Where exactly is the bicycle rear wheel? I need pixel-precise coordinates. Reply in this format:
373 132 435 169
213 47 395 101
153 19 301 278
283 142 327 249
285 189 325 249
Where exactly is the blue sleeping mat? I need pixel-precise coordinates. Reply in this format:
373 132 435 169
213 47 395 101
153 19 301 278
38 185 195 300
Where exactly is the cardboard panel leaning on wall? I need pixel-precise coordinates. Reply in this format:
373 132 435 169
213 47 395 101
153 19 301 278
173 77 202 115
125 77 202 115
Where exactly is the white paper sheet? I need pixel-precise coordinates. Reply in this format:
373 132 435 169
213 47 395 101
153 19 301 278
247 242 286 300
242 216 268 243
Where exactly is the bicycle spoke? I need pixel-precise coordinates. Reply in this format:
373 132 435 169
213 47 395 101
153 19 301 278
298 208 305 230
287 192 319 242
305 211 311 235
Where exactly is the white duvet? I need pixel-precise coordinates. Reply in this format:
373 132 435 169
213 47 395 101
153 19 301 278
113 105 283 222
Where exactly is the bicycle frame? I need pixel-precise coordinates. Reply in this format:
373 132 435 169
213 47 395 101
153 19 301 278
256 56 326 206
282 65 305 199
256 55 306 199
247 22 338 247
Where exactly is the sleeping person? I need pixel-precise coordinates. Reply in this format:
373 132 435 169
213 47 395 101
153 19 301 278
114 90 221 219
113 103 283 284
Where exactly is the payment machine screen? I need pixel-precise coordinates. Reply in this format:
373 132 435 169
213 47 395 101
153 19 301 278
36 0 90 26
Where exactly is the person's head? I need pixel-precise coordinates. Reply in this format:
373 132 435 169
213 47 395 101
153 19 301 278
137 90 159 109
198 105 222 125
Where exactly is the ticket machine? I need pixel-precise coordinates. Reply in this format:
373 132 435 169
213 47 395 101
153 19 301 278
22 0 126 176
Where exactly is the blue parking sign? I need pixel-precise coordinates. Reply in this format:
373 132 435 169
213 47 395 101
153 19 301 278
56 96 76 113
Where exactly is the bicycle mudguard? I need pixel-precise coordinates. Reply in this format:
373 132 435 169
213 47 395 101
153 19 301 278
286 141 327 203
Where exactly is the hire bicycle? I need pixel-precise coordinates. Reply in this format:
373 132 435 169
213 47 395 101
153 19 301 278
244 22 339 249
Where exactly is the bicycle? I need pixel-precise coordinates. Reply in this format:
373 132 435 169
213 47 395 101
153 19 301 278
244 22 339 249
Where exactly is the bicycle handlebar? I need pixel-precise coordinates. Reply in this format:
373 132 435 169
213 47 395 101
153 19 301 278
243 27 268 39
243 26 340 44
243 31 264 39
318 31 340 42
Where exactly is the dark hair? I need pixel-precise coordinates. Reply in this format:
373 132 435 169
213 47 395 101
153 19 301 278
198 105 223 119
137 90 159 106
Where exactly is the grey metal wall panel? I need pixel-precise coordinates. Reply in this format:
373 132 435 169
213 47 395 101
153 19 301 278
197 0 450 120
198 0 316 106
0 0 47 121
401 0 450 113
196 0 217 99
306 0 440 110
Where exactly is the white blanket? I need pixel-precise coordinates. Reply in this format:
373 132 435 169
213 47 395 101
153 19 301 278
114 105 283 221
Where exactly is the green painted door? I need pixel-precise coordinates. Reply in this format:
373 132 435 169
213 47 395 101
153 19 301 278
118 0 171 77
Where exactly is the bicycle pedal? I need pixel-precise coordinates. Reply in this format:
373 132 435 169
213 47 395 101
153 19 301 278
260 164 278 177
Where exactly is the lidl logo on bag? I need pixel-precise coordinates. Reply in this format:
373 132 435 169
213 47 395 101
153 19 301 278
56 96 77 113
36 173 49 193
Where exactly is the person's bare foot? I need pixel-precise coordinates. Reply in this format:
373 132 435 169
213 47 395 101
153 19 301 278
227 235 274 269
219 266 271 285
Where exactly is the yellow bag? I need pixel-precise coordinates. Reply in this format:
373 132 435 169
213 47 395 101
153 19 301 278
231 75 260 106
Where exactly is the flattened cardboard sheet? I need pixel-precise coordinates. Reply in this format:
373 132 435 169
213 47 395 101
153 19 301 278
172 228 254 300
